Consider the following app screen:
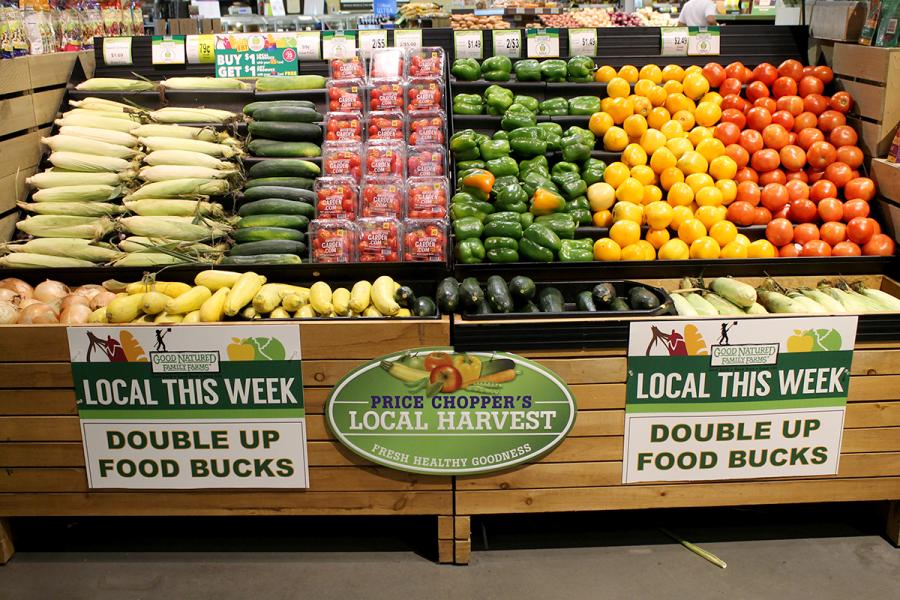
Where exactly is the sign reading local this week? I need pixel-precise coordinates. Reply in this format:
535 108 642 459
623 316 858 484
67 325 308 489
326 348 576 475
214 33 299 77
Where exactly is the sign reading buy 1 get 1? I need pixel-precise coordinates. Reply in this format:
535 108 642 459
67 325 309 489
623 316 858 484
214 33 299 77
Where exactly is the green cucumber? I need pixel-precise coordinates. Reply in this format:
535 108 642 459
411 296 437 317
610 297 630 311
592 282 617 307
459 278 485 310
537 287 565 313
248 159 320 179
238 198 315 218
237 214 309 230
220 253 302 265
232 227 306 244
248 140 321 158
252 106 323 123
228 239 307 256
520 301 541 313
241 186 316 204
245 177 314 190
436 277 460 314
249 121 323 142
628 286 661 310
394 286 416 308
243 100 317 116
576 291 597 312
508 275 536 304
472 300 493 315
486 275 514 313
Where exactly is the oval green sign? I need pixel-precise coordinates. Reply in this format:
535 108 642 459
326 347 576 475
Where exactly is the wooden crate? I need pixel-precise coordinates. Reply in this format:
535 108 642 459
0 319 453 564
833 43 900 158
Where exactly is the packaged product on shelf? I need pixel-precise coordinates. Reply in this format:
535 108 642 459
407 47 445 79
128 1 144 37
329 54 365 80
368 47 406 81
2 1 30 58
309 219 357 263
407 145 447 178
403 219 447 262
368 80 406 112
357 217 402 262
365 142 405 178
101 0 123 37
408 111 446 146
407 78 445 112
365 111 405 143
360 176 405 219
314 176 358 221
324 111 364 142
59 3 81 52
322 141 363 181
406 176 449 219
327 80 365 113
81 1 103 50
22 1 58 55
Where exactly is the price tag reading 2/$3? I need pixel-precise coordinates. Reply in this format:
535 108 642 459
567 28 597 55
492 29 521 58
454 30 483 60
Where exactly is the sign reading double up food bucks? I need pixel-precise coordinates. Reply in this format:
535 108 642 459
623 316 858 483
327 348 576 475
67 325 308 489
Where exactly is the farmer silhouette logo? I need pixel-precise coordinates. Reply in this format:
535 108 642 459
155 328 172 352
718 321 738 345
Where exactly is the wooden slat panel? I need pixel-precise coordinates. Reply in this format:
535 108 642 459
844 403 900 428
832 42 899 84
32 88 65 126
533 358 628 384
27 53 78 89
0 363 72 388
0 491 453 516
456 477 900 514
0 167 36 214
0 213 17 245
842 427 900 452
0 95 36 137
302 360 365 386
838 79 892 123
848 375 900 401
539 436 624 462
852 350 900 376
569 410 624 436
0 390 77 415
0 416 81 441
0 129 48 179
0 57 32 95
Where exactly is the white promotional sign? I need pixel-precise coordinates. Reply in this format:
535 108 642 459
322 31 357 60
526 28 560 58
688 26 721 55
151 36 186 65
660 27 689 56
492 29 522 58
103 37 133 66
567 28 597 56
296 31 321 60
186 34 215 64
393 29 423 49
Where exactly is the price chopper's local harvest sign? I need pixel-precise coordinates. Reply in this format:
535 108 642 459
623 316 858 483
326 348 575 475
67 325 308 489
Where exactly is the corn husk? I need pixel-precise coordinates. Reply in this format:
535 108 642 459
3 238 121 262
69 97 139 112
65 108 141 122
55 113 144 133
113 253 195 267
125 178 230 200
42 136 142 159
48 152 135 173
138 165 238 182
27 171 122 189
19 201 125 217
130 124 222 143
31 184 121 202
16 216 113 239
75 78 156 92
58 126 139 148
118 236 226 254
0 252 98 268
118 216 231 241
138 137 239 157
159 77 249 90
142 150 232 170
124 199 224 217
149 108 236 124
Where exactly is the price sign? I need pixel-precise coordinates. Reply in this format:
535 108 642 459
453 30 483 60
567 28 597 55
186 35 215 64
296 31 321 60
526 28 560 58
358 29 388 57
322 31 357 60
492 29 521 58
151 36 186 65
660 27 688 56
393 29 423 49
214 34 299 77
102 37 133 66
688 26 720 56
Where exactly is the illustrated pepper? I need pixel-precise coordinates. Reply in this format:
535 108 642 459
530 187 566 216
461 169 495 195
567 56 595 80
558 238 594 262
518 238 554 262
451 58 481 81
481 55 513 81
493 178 528 212
479 139 511 161
492 130 509 141
484 85 515 115
520 171 558 197
540 59 568 82
456 160 486 171
513 95 540 113
518 156 550 179
539 97 568 116
551 161 581 177
523 223 562 253
580 158 607 186
561 126 595 162
501 103 537 131
552 172 588 200
456 238 486 264
535 213 577 239
484 219 523 239
568 96 602 116
453 216 484 240
508 127 547 157
453 93 484 115
450 129 479 153
487 247 520 263
485 156 519 178
514 59 541 81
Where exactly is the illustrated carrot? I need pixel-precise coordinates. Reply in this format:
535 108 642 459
463 369 516 388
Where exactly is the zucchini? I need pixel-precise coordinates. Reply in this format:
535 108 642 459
256 75 326 92
241 186 316 204
232 227 305 244
243 100 317 116
411 296 437 317
252 106 323 123
245 177 314 190
459 277 485 310
248 159 320 179
610 297 630 311
480 358 516 375
592 282 617 307
537 287 565 313
472 300 493 315
237 214 309 230
394 286 416 308
238 198 315 218
508 275 536 304
486 275 514 313
228 239 307 257
576 291 597 312
436 277 460 314
249 121 322 142
220 253 302 265
628 286 661 310
248 140 321 158
520 301 541 313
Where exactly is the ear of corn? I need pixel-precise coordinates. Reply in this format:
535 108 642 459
42 136 142 159
2 238 120 262
165 285 212 315
195 270 242 291
0 252 98 268
48 152 135 173
200 286 230 321
69 97 138 112
124 178 230 201
56 114 144 133
138 137 238 158
131 125 222 143
118 215 231 241
19 201 125 217
16 216 113 239
224 272 265 316
124 199 224 217
149 108 235 124
143 150 232 170
31 184 121 202
159 77 250 90
138 165 237 182
75 78 156 92
66 108 141 122
118 237 224 255
113 252 193 267
28 171 122 189
58 126 139 148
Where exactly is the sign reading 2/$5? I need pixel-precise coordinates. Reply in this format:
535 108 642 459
326 348 576 475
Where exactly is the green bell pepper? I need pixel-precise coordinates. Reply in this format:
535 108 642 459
558 238 593 262
564 126 596 147
483 219 523 239
580 158 607 185
544 133 561 152
481 55 513 81
514 59 541 81
459 185 489 203
487 248 520 263
513 95 539 113
551 172 588 200
537 122 563 137
520 171 558 198
456 160 485 171
456 238 485 264
501 103 537 131
493 130 509 141
566 196 590 212
518 238 554 262
484 85 515 114
450 203 487 222
453 216 484 241
508 127 547 157
540 59 567 82
519 212 534 229
484 211 522 224
567 56 595 80
451 58 481 81
484 236 520 252
535 213 577 239
485 156 519 178
479 139 510 161
518 156 549 178
569 208 592 225
551 162 581 176
524 223 562 253
539 97 569 116
454 147 481 162
452 93 484 115
451 191 477 204
493 179 528 212
449 129 478 153
568 96 602 116
561 127 594 162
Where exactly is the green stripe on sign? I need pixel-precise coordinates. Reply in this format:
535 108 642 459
79 409 304 419
626 397 847 413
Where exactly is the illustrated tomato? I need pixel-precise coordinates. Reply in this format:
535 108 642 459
721 108 747 129
778 59 804 81
754 206 773 225
759 169 787 186
807 141 837 170
793 111 818 132
803 93 829 115
746 107 772 131
810 179 838 202
425 352 454 371
725 143 750 168
772 76 798 98
735 167 759 183
786 169 809 183
736 180 761 205
780 242 803 257
789 199 819 223
762 124 790 150
746 81 770 102
726 200 756 226
836 145 864 169
818 197 843 222
844 177 875 201
832 241 862 256
740 129 764 153
798 75 825 97
776 95 804 116
862 234 895 256
770 110 795 131
429 364 463 393
725 61 748 81
779 144 807 171
818 110 847 133
714 121 742 145
721 93 747 112
752 63 778 86
719 77 743 97
812 66 834 84
824 161 853 188
761 182 789 212
766 217 794 246
793 222 821 244
703 62 727 87
751 148 780 172
754 97 777 113
847 216 876 244
820 221 848 246
802 239 832 256
830 91 853 114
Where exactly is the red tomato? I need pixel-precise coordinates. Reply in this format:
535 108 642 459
810 179 838 203
807 141 837 170
726 200 756 226
778 59 804 81
714 122 742 145
830 91 853 113
725 61 748 82
721 108 747 129
786 170 809 183
780 144 807 171
751 148 780 172
754 206 773 225
824 161 853 188
761 183 789 212
770 110 795 130
818 198 843 222
832 241 862 256
719 77 743 97
759 169 787 186
827 125 857 148
820 221 848 246
740 129 764 153
772 76 798 98
802 66 815 77
721 94 748 112
754 97 777 113
788 131 798 145
785 179 810 200
766 217 794 246
746 81 770 102
793 223 821 244
762 124 790 150
802 240 832 256
773 205 791 220
793 111 818 132
725 143 750 168
842 199 870 220
780 242 804 257
844 177 876 201
847 217 876 244
812 66 834 84
796 127 825 151
798 75 825 97
703 62 726 87
803 94 829 116
776 95 804 116
862 234 896 256
789 199 819 223
807 168 826 184
735 167 759 183
836 146 864 169
746 107 772 131
736 180 761 205
818 110 847 133
752 63 778 86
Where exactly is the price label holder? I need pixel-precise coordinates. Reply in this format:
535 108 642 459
453 30 484 59
296 31 321 60
102 37 133 66
393 29 423 49
358 29 388 57
567 28 597 56
526 28 560 58
151 36 186 65
660 27 688 56
688 26 720 56
492 29 522 58
186 34 215 64
322 31 357 60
